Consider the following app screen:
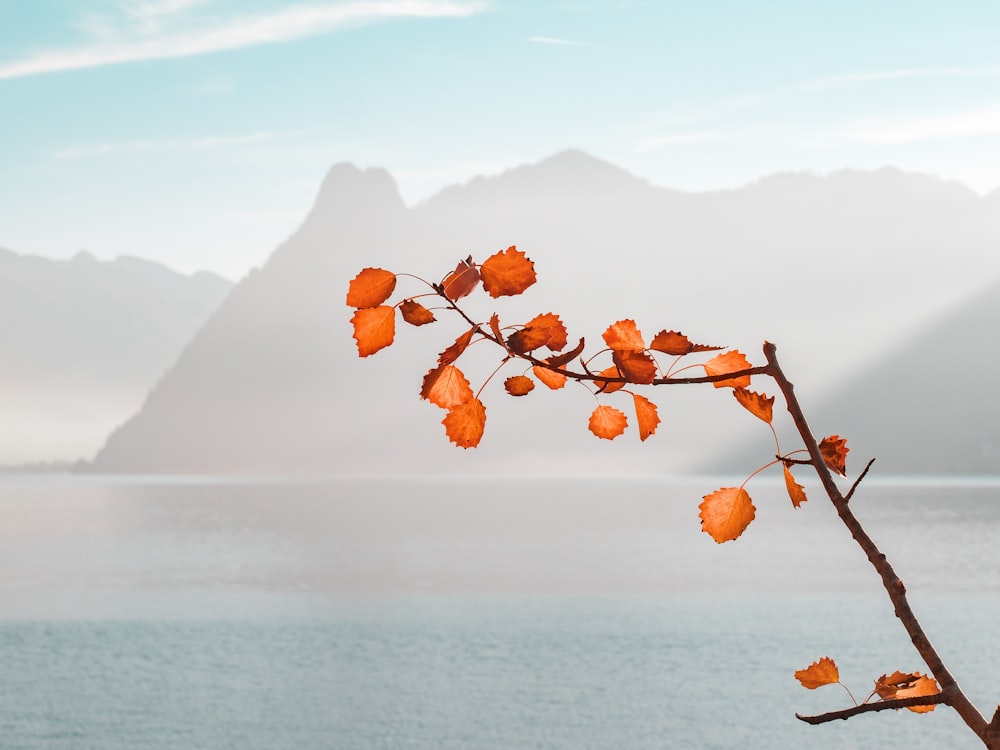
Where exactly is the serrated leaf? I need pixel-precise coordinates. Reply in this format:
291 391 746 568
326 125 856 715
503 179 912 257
350 305 395 357
632 394 660 441
420 364 473 409
783 465 808 508
819 435 849 476
533 365 567 390
795 657 840 689
442 398 486 448
346 268 396 308
504 375 535 396
602 319 646 351
480 246 536 297
399 299 436 326
699 487 756 543
703 350 753 388
442 257 480 300
523 312 567 351
588 404 628 440
650 329 723 355
733 387 774 423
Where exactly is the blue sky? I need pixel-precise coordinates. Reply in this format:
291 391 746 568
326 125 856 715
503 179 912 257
3 0 1000 278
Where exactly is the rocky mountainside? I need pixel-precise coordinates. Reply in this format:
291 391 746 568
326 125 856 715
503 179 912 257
87 151 1000 475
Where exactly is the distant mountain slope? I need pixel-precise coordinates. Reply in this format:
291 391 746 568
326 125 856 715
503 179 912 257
88 152 1000 475
0 249 231 465
804 279 1000 474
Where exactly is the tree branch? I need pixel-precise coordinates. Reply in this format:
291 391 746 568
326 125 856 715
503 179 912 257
796 694 950 724
763 342 997 749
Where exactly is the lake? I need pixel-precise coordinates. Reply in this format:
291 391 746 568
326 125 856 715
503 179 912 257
0 475 998 748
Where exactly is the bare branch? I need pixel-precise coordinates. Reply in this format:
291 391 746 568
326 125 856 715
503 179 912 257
797 694 950 724
844 457 877 503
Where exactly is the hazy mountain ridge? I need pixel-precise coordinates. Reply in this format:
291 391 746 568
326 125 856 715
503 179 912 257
85 152 1000 474
0 249 231 465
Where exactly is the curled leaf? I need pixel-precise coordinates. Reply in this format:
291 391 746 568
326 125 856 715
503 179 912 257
399 299 436 326
438 328 475 365
874 671 941 712
733 387 773 423
420 364 473 409
650 330 723 356
546 337 585 368
350 306 396 357
489 313 504 344
699 487 756 543
602 320 646 352
442 257 480 300
703 350 753 388
819 435 849 476
480 246 536 297
783 465 808 508
347 268 396 308
632 394 660 441
442 398 486 448
588 404 628 440
533 365 567 390
795 657 840 689
613 350 657 384
504 375 535 396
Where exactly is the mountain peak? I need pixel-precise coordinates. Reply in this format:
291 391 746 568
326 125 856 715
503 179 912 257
310 162 406 220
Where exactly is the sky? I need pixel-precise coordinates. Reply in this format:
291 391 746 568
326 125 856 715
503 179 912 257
2 0 1000 279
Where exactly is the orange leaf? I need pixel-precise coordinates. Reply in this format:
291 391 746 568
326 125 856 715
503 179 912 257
346 268 396 308
733 387 774 423
420 364 473 409
480 246 537 298
442 398 486 448
819 435 849 476
613 350 657 384
650 330 723 356
350 306 396 357
632 394 660 441
546 337 585 368
533 365 567 390
489 313 504 344
504 375 535 396
699 487 756 543
442 257 480 300
594 365 625 394
438 328 475 365
588 404 628 440
783 465 808 508
602 319 646 352
874 672 941 712
507 328 549 354
703 350 752 388
523 312 567 351
399 299 436 326
795 657 840 689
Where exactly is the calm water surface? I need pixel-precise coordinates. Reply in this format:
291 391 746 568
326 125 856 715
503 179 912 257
0 475 998 749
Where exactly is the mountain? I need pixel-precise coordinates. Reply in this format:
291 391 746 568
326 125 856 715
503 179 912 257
88 152 1000 475
803 278 1000 474
0 249 231 465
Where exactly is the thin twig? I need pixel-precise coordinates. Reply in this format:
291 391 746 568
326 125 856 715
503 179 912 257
844 457 876 503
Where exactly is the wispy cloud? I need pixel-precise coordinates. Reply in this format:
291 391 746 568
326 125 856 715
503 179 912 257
850 108 1000 144
528 36 583 46
0 1 489 80
52 131 279 160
